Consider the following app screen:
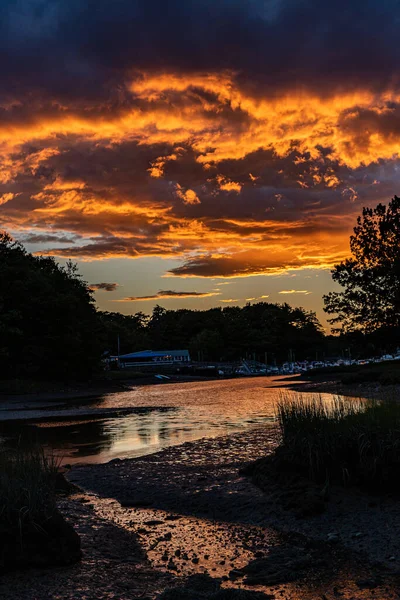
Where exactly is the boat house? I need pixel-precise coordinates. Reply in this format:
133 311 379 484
118 349 191 368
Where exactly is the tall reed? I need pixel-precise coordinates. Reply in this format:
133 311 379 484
276 394 400 490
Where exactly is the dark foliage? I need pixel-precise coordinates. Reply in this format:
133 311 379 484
324 196 400 334
94 305 400 365
0 232 101 380
141 302 325 363
98 310 150 356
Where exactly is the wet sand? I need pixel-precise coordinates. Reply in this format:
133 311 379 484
68 427 400 572
4 427 396 599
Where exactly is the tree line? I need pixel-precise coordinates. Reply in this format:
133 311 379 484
100 302 325 364
1 195 400 381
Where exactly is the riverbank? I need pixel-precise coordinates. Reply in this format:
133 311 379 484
288 360 400 398
68 427 400 572
0 373 242 405
3 426 400 598
1 369 392 409
287 373 400 400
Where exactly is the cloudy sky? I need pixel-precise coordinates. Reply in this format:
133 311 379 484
1 0 399 327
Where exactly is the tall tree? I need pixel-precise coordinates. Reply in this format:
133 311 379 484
0 232 101 380
99 311 149 355
324 196 400 333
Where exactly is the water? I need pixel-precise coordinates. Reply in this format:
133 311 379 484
0 376 333 465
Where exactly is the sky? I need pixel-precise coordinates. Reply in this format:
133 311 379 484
1 0 400 328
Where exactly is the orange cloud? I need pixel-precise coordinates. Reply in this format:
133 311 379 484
89 282 119 292
175 184 201 205
0 193 15 206
116 290 220 302
1 70 400 281
279 290 312 295
216 175 242 193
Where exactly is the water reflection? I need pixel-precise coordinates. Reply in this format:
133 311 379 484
0 377 336 465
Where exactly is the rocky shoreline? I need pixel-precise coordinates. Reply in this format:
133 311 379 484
3 424 400 598
68 427 400 571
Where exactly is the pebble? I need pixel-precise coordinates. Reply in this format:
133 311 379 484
352 531 363 538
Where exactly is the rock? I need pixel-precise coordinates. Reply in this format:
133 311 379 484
0 509 81 573
228 568 243 580
167 559 178 570
242 545 313 586
355 577 381 589
327 533 339 543
333 586 344 596
55 472 80 495
144 519 164 526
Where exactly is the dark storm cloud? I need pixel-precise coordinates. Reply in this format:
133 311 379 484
1 0 400 103
43 237 141 259
89 282 119 292
338 102 400 153
167 247 349 278
21 233 78 244
3 2 400 278
117 290 220 302
1 131 395 271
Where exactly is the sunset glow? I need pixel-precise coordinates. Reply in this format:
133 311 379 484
1 1 400 323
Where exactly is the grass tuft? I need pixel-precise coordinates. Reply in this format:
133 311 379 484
0 446 59 530
275 395 400 491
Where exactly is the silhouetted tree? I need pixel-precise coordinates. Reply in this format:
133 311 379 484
99 311 149 355
142 301 324 362
324 196 400 333
0 232 101 380
189 329 224 361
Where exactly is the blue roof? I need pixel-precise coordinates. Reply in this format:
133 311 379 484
119 350 189 359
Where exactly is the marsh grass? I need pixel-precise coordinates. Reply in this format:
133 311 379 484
276 395 400 491
305 361 400 385
0 446 60 531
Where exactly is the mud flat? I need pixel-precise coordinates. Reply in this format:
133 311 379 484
3 427 400 599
